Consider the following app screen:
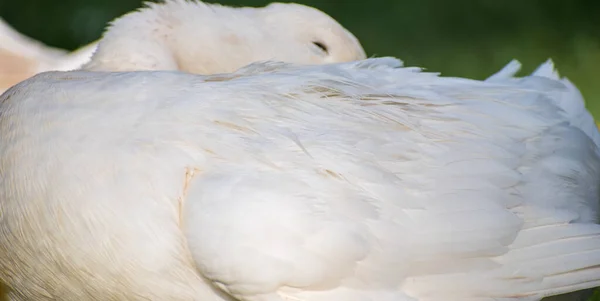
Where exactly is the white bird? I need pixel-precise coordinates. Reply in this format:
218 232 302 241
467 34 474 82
83 0 366 73
0 17 98 93
1 54 599 301
0 0 366 93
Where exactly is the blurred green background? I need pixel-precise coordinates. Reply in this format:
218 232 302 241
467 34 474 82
0 0 599 300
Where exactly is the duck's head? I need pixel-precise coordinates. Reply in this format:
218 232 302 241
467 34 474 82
82 0 366 74
257 2 366 65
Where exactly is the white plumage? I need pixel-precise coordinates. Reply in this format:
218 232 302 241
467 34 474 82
0 0 366 94
0 57 598 301
83 0 366 73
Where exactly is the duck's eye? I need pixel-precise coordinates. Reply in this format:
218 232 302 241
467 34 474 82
312 41 329 54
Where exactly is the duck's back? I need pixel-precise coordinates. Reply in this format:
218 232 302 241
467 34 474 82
0 58 599 301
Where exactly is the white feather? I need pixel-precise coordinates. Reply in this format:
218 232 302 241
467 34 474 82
0 57 598 301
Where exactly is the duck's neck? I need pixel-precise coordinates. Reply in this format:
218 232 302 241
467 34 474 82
82 6 181 72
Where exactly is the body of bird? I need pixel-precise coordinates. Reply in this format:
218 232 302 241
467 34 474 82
0 57 599 301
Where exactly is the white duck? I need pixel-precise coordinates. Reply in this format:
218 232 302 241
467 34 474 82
0 17 98 93
0 0 366 93
83 0 366 72
1 44 600 301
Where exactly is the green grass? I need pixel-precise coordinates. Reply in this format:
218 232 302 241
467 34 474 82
594 290 600 301
591 289 600 301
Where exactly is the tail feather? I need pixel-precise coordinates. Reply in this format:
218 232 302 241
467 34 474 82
486 59 522 81
510 223 600 248
403 224 600 301
538 269 600 297
486 59 600 152
498 224 600 299
531 59 560 80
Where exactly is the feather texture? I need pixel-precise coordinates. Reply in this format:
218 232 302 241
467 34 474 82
0 58 598 300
